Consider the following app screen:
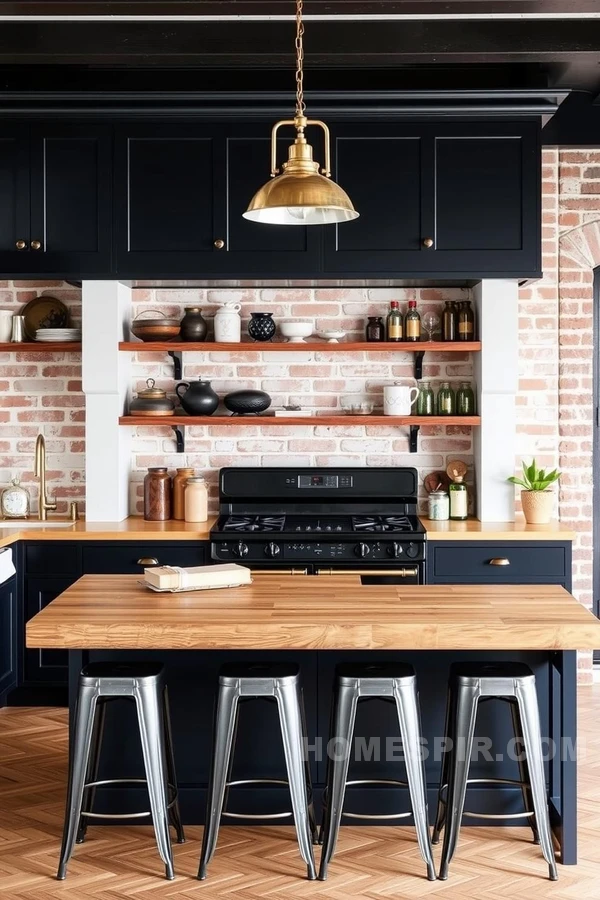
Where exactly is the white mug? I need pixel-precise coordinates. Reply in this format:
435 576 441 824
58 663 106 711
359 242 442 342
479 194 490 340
0 309 13 342
383 381 419 416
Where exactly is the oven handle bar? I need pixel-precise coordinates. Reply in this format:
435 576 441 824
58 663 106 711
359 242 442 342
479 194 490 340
316 567 419 577
255 568 309 576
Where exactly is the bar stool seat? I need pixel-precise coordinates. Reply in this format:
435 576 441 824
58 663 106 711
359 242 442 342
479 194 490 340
433 661 558 881
198 662 317 881
57 661 184 881
319 662 436 882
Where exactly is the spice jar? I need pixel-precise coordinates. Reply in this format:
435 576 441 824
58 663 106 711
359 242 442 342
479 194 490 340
456 382 476 415
437 382 456 415
172 467 194 520
366 316 385 342
428 490 450 521
185 475 208 523
416 381 435 416
144 467 172 521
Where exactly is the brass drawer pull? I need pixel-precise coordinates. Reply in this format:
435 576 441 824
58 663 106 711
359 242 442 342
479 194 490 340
488 558 510 566
213 238 225 249
31 239 42 250
422 237 434 248
15 239 27 250
137 557 159 566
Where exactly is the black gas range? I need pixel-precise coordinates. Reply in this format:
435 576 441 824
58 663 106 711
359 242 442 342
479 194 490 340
210 467 426 583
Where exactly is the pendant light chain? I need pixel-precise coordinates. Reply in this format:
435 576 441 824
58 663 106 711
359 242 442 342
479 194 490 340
295 0 306 118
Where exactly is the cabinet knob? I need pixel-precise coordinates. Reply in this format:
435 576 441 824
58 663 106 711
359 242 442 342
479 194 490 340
422 237 434 249
137 557 159 567
15 239 27 250
31 240 42 251
213 239 225 250
488 557 510 566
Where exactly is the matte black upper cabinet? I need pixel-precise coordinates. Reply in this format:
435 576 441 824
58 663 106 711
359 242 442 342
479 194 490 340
0 124 112 278
114 125 320 277
323 122 541 278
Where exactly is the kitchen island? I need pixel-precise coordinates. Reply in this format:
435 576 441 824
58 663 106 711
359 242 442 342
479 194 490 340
26 574 600 866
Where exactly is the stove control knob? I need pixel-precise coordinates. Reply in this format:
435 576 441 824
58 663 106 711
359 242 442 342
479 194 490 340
355 542 371 558
232 541 249 558
265 542 281 558
405 542 419 559
387 542 404 559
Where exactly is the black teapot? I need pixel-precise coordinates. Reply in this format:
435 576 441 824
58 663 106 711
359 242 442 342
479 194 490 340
176 378 219 416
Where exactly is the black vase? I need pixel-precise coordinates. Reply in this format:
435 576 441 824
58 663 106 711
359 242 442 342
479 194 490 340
248 312 276 342
180 307 208 342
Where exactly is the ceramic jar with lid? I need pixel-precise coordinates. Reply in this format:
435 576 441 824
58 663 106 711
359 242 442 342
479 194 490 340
180 307 208 342
248 312 276 342
185 475 208 523
130 379 175 417
176 378 219 416
214 301 242 343
144 467 172 521
428 490 449 521
173 467 195 520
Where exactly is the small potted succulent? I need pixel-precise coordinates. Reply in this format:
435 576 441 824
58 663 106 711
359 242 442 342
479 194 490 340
507 459 561 525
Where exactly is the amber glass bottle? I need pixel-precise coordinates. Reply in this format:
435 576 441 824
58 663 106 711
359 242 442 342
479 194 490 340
386 301 403 341
405 300 421 342
458 300 475 341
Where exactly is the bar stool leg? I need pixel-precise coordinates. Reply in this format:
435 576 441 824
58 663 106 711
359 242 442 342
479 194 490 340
198 683 240 880
162 686 186 845
318 683 358 881
509 699 539 845
439 682 479 881
76 696 106 844
298 685 319 845
135 683 175 881
432 686 455 845
515 679 558 881
277 680 318 880
57 686 98 880
395 681 437 881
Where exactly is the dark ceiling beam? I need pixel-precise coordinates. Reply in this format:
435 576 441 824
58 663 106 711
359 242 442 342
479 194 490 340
1 0 600 16
0 20 598 67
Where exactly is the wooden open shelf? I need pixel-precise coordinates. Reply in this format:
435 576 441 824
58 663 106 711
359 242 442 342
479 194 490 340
0 342 82 352
120 415 481 427
119 340 481 353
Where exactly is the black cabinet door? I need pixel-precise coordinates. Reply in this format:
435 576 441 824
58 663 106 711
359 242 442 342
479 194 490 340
0 577 17 699
323 125 426 276
0 128 31 273
430 122 540 276
24 576 74 684
115 125 219 277
220 129 321 276
28 125 113 277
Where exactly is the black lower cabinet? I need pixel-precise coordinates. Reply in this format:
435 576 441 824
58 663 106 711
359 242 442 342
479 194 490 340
24 576 74 685
0 576 17 703
426 541 572 590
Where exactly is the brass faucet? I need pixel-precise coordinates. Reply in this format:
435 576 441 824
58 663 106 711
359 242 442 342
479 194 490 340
34 434 57 521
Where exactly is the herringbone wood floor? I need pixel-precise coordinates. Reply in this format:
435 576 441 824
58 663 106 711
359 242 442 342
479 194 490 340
2 689 600 899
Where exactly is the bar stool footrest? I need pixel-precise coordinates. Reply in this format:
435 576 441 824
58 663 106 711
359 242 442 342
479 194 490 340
323 779 413 821
221 778 294 820
438 777 537 821
80 777 179 821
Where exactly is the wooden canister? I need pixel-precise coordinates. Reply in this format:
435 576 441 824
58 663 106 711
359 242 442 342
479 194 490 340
144 467 172 521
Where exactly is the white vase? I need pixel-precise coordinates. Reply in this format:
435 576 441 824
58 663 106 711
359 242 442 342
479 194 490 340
0 309 13 342
213 302 242 343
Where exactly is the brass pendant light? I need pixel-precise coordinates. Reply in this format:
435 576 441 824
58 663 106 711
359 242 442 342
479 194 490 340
243 0 359 226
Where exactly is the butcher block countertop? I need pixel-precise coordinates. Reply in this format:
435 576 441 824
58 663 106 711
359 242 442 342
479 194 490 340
421 518 576 540
0 516 217 549
26 574 600 651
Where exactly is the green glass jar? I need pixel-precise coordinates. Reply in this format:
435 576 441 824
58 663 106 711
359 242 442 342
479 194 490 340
449 477 468 520
456 382 475 415
437 381 455 415
416 381 435 416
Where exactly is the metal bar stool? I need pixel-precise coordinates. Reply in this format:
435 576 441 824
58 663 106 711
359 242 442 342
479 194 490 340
198 662 318 881
319 662 436 882
432 661 558 881
57 662 185 881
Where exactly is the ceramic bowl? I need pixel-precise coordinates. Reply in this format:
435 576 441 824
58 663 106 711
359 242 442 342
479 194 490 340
341 396 374 416
317 330 347 343
279 321 313 343
224 389 272 415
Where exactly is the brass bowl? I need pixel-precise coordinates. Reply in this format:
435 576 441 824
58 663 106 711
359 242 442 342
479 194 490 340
131 310 181 342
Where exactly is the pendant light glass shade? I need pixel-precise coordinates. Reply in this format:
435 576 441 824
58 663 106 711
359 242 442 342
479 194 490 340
244 0 358 226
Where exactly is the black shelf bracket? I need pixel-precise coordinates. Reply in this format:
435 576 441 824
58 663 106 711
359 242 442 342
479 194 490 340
171 425 185 453
168 350 183 381
409 424 420 454
414 350 425 381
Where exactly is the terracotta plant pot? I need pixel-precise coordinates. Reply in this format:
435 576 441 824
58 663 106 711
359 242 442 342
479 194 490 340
521 490 554 525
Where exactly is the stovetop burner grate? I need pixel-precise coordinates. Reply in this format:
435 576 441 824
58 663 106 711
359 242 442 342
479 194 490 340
352 515 415 533
221 515 285 533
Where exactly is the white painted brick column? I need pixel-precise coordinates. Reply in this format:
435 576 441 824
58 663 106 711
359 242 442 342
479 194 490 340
82 281 132 521
473 280 519 521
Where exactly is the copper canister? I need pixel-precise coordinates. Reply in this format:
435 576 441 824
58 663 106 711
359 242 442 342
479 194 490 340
144 467 172 521
172 467 194 520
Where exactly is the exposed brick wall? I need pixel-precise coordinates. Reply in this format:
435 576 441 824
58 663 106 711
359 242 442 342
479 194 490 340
128 287 476 515
0 281 84 516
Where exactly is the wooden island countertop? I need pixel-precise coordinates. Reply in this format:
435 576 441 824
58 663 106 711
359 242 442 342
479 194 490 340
26 573 600 652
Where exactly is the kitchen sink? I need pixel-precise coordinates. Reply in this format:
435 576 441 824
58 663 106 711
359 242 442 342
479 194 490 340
0 520 76 529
